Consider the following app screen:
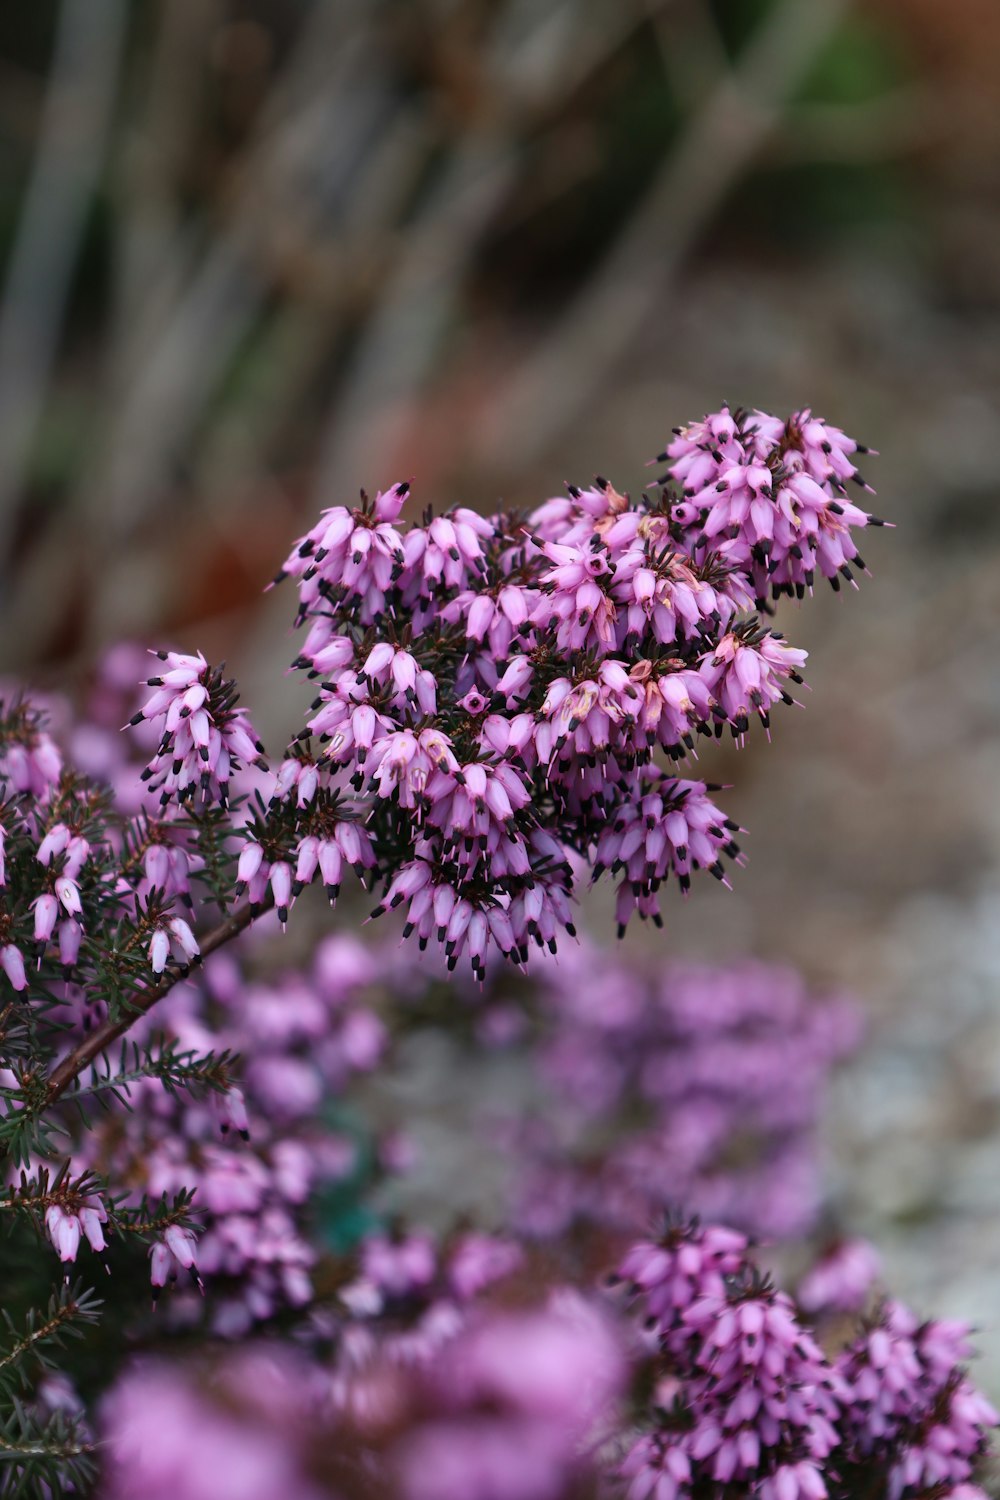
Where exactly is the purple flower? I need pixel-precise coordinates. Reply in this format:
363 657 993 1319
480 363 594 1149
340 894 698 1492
617 1223 841 1499
836 1300 998 1494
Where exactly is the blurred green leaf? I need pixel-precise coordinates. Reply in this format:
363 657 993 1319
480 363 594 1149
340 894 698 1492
794 11 910 105
314 1104 384 1254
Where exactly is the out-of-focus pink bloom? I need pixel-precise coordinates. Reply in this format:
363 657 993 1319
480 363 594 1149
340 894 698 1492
798 1238 881 1315
101 1359 326 1500
361 1233 437 1300
446 1233 523 1303
0 713 62 799
509 950 861 1245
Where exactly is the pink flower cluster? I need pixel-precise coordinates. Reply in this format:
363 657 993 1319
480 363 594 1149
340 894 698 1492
619 1222 840 1500
101 1351 331 1500
393 1290 624 1500
33 931 861 1325
837 1301 998 1497
78 646 226 975
616 1219 996 1500
328 1227 531 1416
0 697 63 800
0 650 263 994
0 736 93 992
256 407 881 971
339 1228 522 1325
657 405 885 605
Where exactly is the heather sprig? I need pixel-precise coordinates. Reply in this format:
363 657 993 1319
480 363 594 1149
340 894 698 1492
130 651 266 811
253 405 882 974
0 1281 100 1497
0 403 906 1500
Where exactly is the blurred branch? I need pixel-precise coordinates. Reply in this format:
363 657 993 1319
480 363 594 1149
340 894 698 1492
84 0 380 534
0 0 127 580
646 0 729 113
480 0 854 468
0 0 930 669
313 0 672 498
0 60 46 144
93 0 675 526
114 0 225 358
312 133 514 500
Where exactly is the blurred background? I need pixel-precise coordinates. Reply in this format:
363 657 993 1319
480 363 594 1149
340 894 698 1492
2 0 1000 1376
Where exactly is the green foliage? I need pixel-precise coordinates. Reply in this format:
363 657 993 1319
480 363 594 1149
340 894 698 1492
793 12 909 107
0 1282 102 1398
0 1402 96 1500
0 1167 103 1234
0 1283 101 1499
177 801 244 913
68 1035 240 1112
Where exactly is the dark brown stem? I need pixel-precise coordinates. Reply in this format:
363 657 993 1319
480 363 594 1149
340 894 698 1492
44 898 262 1106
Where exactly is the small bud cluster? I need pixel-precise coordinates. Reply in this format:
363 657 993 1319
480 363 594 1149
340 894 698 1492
131 651 265 809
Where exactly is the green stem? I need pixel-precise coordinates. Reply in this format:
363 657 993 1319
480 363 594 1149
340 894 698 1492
0 1304 76 1373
